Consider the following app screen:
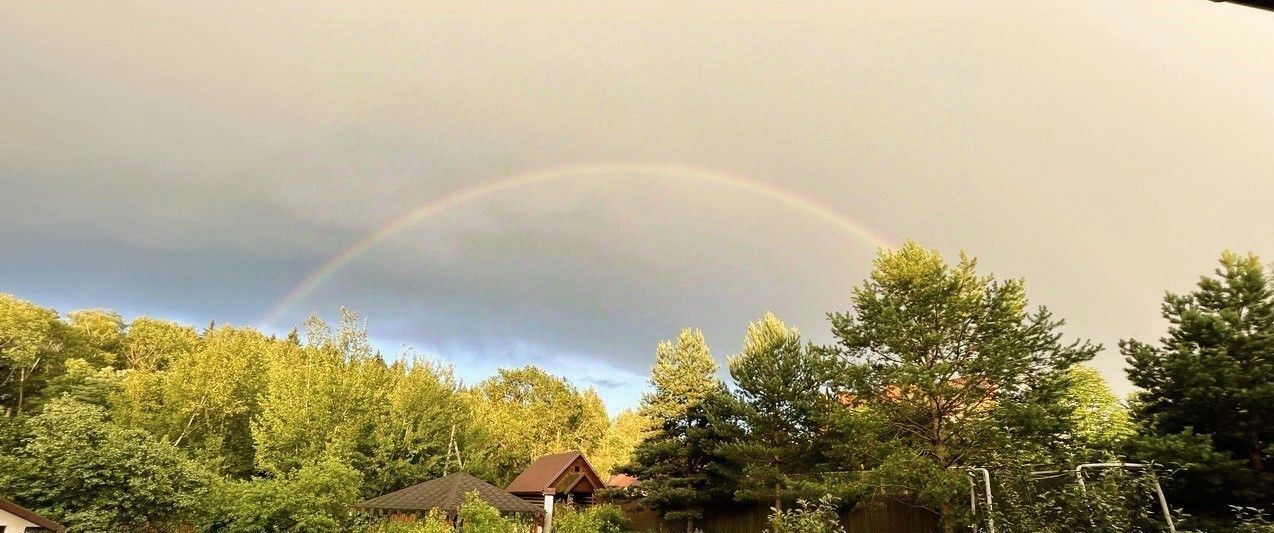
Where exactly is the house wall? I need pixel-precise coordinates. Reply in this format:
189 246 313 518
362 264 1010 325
0 507 41 532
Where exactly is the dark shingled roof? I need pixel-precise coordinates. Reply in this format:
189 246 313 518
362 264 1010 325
353 472 542 514
0 497 66 532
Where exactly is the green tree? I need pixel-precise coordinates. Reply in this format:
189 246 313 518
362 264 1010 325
365 356 473 495
120 316 201 371
169 325 271 475
763 495 845 533
0 294 69 415
725 313 834 509
1123 251 1274 520
553 503 630 533
590 409 651 479
457 491 527 533
1060 365 1134 453
625 390 742 533
253 312 387 478
65 309 125 368
468 366 608 482
0 397 207 532
43 357 122 407
622 329 740 533
206 456 363 533
825 242 1098 531
640 329 719 422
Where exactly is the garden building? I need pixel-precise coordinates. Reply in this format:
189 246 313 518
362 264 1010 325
353 472 543 523
506 451 605 507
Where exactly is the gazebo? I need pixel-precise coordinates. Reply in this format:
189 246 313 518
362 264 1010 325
354 472 543 522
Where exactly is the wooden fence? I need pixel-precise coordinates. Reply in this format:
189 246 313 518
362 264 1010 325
620 500 941 533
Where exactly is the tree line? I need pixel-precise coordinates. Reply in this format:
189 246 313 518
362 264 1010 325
1 241 1270 532
617 243 1272 532
0 306 643 532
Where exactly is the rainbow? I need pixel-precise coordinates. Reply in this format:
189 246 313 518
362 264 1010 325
260 163 891 327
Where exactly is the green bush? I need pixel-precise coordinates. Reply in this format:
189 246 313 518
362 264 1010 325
988 467 1178 532
204 456 363 533
363 509 455 533
0 398 208 532
1234 507 1274 533
763 496 845 533
459 491 529 533
554 504 630 533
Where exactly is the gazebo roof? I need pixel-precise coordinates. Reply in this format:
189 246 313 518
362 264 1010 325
354 472 542 514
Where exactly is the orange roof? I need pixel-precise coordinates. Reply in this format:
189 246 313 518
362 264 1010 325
606 474 641 488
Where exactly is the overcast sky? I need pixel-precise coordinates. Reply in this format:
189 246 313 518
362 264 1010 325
3 1 1272 412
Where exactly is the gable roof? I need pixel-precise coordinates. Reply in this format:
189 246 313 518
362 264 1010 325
0 497 66 532
354 472 541 514
505 451 603 495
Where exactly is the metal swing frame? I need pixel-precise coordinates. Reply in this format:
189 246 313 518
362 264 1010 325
963 462 1176 533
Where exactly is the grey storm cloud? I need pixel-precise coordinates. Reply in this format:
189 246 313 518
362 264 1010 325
2 0 1273 408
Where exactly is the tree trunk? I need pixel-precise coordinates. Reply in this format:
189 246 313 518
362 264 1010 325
939 502 956 533
934 418 954 533
15 369 25 417
684 518 694 533
770 482 784 532
1251 434 1266 471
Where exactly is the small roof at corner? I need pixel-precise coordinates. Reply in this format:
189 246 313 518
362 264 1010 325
0 497 66 532
606 474 641 488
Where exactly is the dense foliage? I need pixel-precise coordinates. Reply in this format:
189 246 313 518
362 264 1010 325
763 496 846 533
553 503 630 533
620 329 740 532
620 245 1272 533
1123 251 1274 526
2 244 1270 532
0 301 633 532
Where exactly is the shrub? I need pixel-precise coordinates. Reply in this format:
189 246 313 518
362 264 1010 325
763 496 845 533
458 491 529 533
988 467 1178 532
363 509 455 533
205 456 363 533
0 398 208 533
1234 507 1274 533
554 504 630 533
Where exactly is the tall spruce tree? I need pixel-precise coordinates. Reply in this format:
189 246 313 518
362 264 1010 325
724 313 833 510
623 328 738 533
641 328 720 421
825 242 1098 531
1123 251 1274 521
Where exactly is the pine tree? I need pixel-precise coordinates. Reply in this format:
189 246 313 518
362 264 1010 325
1123 251 1274 520
623 389 740 533
825 242 1098 531
623 328 738 533
640 328 720 422
724 313 833 510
